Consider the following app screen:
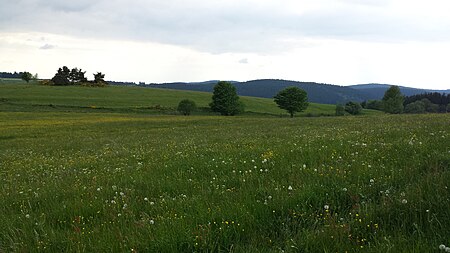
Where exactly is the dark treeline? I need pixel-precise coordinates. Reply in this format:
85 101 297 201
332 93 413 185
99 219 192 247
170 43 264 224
404 92 450 106
0 72 24 78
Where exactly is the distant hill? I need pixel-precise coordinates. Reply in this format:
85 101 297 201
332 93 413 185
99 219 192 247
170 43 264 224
147 79 371 104
349 83 450 100
142 80 449 104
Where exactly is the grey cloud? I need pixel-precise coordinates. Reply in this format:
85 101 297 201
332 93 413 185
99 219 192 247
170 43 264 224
239 58 249 64
40 44 56 50
1 0 450 54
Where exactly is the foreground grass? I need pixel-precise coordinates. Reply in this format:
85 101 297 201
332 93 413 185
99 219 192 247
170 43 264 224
0 112 449 252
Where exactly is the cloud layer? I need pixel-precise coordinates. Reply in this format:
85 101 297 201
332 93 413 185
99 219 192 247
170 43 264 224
1 0 450 89
2 0 450 54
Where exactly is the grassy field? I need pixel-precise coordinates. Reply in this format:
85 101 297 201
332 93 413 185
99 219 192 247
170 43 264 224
0 81 379 116
1 82 448 252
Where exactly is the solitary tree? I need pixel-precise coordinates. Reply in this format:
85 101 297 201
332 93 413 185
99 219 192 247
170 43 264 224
382 86 404 114
177 99 197 116
210 81 243 116
21 72 33 83
274 86 308 118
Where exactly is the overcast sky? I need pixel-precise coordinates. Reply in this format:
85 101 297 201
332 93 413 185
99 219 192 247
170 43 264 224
1 0 450 89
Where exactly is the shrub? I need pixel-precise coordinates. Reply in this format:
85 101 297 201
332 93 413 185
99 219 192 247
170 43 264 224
404 101 426 114
177 99 197 116
366 100 383 111
335 104 345 116
345 101 362 115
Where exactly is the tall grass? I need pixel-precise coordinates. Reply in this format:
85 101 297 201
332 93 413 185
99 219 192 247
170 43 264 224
0 112 448 252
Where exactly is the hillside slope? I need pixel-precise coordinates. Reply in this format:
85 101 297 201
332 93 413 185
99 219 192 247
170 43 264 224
0 82 344 116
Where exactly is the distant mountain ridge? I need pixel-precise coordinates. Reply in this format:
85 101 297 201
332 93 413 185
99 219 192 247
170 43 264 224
116 79 450 105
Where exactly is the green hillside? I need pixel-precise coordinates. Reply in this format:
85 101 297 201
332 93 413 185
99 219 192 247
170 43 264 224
0 81 370 116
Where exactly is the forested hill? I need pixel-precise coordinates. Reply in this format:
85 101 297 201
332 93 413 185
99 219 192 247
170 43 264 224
147 79 370 104
141 79 449 105
349 83 450 98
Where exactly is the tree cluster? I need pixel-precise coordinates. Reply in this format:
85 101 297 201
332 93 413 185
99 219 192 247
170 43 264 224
0 72 24 78
404 92 450 113
48 66 107 86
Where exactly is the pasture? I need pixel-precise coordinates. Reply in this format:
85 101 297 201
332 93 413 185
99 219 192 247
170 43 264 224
0 82 448 252
0 111 449 252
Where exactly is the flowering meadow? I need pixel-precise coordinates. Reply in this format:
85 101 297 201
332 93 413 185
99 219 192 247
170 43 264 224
0 112 449 252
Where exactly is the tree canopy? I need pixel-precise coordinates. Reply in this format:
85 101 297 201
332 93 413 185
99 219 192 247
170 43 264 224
21 72 33 83
382 86 404 114
177 99 197 116
274 86 308 118
210 81 243 116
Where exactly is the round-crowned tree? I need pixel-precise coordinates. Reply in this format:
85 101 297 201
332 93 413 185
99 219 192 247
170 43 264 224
177 99 197 116
210 81 243 116
274 86 308 118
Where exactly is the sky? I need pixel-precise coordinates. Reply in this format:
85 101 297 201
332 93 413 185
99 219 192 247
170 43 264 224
1 0 450 89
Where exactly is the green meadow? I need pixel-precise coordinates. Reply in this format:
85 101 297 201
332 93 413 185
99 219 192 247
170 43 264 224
0 81 449 252
0 82 342 116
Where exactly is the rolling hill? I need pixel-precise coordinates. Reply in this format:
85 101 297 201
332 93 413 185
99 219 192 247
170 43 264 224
0 81 347 116
142 79 450 105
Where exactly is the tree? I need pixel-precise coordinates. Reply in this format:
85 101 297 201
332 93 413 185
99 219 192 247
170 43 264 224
51 66 71 86
335 104 345 116
404 101 426 114
274 86 308 118
69 68 87 84
345 101 362 115
177 99 197 116
447 104 450 113
21 72 33 83
382 86 404 114
210 81 243 116
93 72 105 83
